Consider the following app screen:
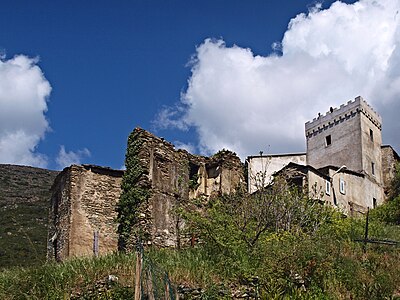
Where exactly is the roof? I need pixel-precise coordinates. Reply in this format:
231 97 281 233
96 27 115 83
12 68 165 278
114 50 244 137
274 162 364 181
247 152 306 160
273 162 330 181
317 165 364 178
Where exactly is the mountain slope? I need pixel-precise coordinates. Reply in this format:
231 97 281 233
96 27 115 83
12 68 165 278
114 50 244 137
0 164 59 268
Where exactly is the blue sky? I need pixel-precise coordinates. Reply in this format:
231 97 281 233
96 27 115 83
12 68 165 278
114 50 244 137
2 0 400 170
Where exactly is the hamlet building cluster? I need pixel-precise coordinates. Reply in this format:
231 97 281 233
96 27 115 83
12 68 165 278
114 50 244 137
47 96 399 261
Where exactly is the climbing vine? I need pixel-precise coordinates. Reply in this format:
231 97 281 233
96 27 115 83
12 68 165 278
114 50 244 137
117 129 150 251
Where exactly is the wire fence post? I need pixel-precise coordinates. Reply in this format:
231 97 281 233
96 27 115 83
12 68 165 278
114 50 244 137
134 241 143 300
363 207 370 253
164 272 171 300
93 230 99 257
146 268 155 300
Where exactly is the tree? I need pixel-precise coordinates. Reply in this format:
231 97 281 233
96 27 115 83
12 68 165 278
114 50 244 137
182 174 336 254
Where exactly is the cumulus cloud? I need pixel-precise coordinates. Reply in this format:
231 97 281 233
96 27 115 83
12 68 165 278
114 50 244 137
157 0 400 158
0 55 51 167
174 141 196 153
56 146 91 169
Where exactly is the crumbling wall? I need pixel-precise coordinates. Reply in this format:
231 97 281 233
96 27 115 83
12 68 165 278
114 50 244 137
381 145 400 197
49 128 244 260
48 165 123 261
122 128 244 248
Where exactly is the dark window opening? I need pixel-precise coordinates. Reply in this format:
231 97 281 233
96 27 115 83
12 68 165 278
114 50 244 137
371 162 375 176
373 198 377 209
288 176 303 190
53 238 58 261
206 164 220 178
189 162 200 180
189 162 200 190
325 135 332 146
370 129 374 142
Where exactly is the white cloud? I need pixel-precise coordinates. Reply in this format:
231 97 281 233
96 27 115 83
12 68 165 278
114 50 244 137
0 55 51 167
158 0 400 158
174 141 196 153
56 146 91 169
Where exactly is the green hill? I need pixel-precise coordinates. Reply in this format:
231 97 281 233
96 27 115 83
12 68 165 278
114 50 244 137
0 164 59 268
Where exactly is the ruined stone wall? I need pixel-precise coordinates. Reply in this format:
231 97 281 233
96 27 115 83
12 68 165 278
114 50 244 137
47 169 72 261
129 128 244 248
49 128 243 259
48 165 123 261
381 145 400 196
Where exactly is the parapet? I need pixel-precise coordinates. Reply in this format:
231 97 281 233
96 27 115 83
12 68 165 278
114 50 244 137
305 96 382 138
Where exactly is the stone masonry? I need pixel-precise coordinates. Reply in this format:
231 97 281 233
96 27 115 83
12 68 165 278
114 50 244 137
47 165 123 261
48 129 243 260
129 128 244 248
381 145 400 196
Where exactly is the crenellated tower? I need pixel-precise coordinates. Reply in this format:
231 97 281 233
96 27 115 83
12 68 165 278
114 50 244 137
305 96 383 185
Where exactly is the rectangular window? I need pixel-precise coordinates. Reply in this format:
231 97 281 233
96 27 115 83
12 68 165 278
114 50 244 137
369 129 374 142
325 135 332 146
339 178 346 194
325 180 331 195
371 162 375 176
373 198 377 209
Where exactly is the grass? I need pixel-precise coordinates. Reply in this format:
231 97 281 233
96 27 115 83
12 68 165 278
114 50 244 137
0 238 399 299
0 252 136 299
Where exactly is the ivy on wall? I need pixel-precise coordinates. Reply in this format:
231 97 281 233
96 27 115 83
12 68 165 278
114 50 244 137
116 129 150 251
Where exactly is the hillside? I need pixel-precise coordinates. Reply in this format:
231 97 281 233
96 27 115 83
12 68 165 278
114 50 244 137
0 164 59 268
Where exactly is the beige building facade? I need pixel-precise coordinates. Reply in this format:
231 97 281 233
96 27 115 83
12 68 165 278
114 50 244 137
247 153 306 193
47 165 123 261
247 96 399 214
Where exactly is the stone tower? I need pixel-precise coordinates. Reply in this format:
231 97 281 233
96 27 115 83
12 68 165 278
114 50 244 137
305 96 383 185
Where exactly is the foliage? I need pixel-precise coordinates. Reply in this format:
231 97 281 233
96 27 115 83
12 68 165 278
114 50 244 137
371 162 400 225
1 221 400 299
188 173 200 190
116 129 150 251
389 162 400 199
183 177 336 253
179 177 400 299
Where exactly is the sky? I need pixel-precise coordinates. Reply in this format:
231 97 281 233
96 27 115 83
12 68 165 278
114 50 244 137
1 0 399 171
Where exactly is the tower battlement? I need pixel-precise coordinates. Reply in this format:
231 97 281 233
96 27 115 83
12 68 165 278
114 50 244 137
305 96 382 138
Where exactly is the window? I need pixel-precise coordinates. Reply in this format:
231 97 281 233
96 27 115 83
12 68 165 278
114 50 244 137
371 162 375 176
325 135 332 146
206 164 220 178
288 176 303 190
325 180 331 195
339 178 346 194
369 129 374 142
373 198 377 209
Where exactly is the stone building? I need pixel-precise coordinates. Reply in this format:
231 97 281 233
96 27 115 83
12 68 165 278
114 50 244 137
247 96 399 214
123 128 244 248
47 165 124 261
48 129 243 260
